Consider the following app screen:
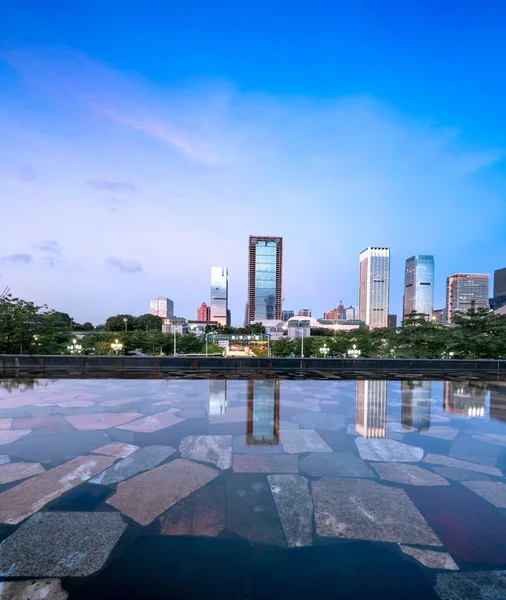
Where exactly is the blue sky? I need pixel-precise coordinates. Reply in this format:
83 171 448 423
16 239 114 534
1 0 505 324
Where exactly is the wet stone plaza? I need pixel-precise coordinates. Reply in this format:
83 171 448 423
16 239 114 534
0 378 506 598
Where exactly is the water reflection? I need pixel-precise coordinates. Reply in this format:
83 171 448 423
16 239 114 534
356 380 386 438
401 381 431 431
246 380 280 445
443 382 487 418
209 381 227 415
0 379 49 394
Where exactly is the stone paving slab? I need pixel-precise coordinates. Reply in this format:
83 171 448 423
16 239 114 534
0 456 9 466
0 430 32 445
116 411 184 432
373 463 449 486
268 474 313 547
355 438 424 462
280 430 332 454
0 455 115 524
473 433 506 447
0 512 126 577
291 413 345 431
64 413 140 430
449 436 503 467
399 545 459 570
89 445 176 486
423 453 502 476
0 461 46 484
300 452 375 478
100 397 142 407
462 481 506 508
0 419 12 430
91 442 139 459
312 478 442 546
179 435 232 470
431 466 491 482
232 436 284 455
435 570 506 600
420 426 459 441
233 454 299 473
0 578 68 599
107 458 219 525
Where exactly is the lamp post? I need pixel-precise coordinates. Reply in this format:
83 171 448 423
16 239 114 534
67 338 82 354
123 317 128 332
111 339 123 354
319 342 329 358
347 344 361 359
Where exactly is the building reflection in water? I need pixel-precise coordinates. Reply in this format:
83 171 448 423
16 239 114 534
443 382 487 418
490 385 506 423
401 381 431 431
356 380 387 438
208 381 227 415
246 380 280 445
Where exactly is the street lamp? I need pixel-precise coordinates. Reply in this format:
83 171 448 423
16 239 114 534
347 344 361 359
123 317 128 331
111 339 123 354
319 342 329 358
67 338 82 354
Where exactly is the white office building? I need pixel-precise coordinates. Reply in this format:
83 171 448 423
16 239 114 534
359 247 390 329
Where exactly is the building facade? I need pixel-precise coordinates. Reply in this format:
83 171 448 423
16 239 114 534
432 308 446 324
355 380 387 438
197 302 210 321
150 296 174 319
247 236 283 323
210 267 228 327
282 310 294 321
324 303 345 320
345 305 358 320
388 314 397 329
359 247 390 329
403 255 434 320
493 268 506 310
446 274 490 323
298 308 311 317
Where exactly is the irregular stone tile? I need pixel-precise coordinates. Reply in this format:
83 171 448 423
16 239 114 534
462 481 506 508
0 456 9 465
300 452 375 478
407 485 506 564
0 396 45 409
208 406 250 423
178 408 207 419
107 458 218 525
399 545 459 570
160 484 226 537
430 414 450 423
232 436 284 455
179 436 232 470
0 430 31 445
64 413 140 430
387 432 406 442
386 422 416 433
91 442 139 459
275 420 299 430
312 478 441 546
355 438 423 462
449 435 503 467
346 424 357 435
268 474 313 547
75 393 101 400
226 474 286 546
420 426 459 441
100 397 142 407
0 455 115 524
0 578 68 599
0 419 12 430
11 416 67 434
0 512 126 577
233 454 299 473
89 445 176 485
116 411 184 432
373 463 449 486
0 462 46 484
280 430 332 454
291 413 345 431
56 400 95 408
423 453 502 477
473 433 506 447
431 466 491 482
435 570 506 600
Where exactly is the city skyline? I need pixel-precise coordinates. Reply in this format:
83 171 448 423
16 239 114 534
2 3 506 325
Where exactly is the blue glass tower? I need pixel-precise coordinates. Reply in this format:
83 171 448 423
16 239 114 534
403 255 434 320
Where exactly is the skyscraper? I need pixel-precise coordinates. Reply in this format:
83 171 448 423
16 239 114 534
247 236 283 323
388 314 397 329
493 268 506 310
150 296 174 319
197 302 210 321
282 309 294 321
355 380 387 438
210 267 228 327
401 381 431 431
359 247 390 329
298 308 311 317
446 274 489 323
403 255 434 320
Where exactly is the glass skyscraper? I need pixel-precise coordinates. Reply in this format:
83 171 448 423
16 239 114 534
210 267 228 327
150 296 174 319
446 274 489 323
493 267 506 310
359 247 390 329
403 255 434 320
247 236 283 323
355 380 387 438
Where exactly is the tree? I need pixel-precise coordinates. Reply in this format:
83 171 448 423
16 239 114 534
133 314 163 331
104 314 135 332
0 294 49 354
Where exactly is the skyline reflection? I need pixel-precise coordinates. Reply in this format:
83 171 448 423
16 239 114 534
356 380 387 438
246 380 280 445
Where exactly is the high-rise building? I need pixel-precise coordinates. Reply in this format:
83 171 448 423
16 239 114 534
345 305 358 320
324 303 345 320
446 274 490 323
246 380 280 446
433 309 446 324
210 267 228 327
197 302 210 321
359 247 390 329
243 302 249 328
403 255 434 320
298 309 311 317
493 268 506 310
150 296 174 319
444 382 487 418
401 381 431 431
355 380 387 438
282 310 294 321
388 314 397 329
247 236 283 323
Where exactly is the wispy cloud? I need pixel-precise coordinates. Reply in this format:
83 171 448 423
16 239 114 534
33 240 61 255
1 253 32 264
106 257 142 273
0 164 35 187
41 256 62 267
86 179 137 192
109 197 129 212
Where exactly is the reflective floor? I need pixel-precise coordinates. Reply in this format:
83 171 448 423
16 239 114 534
1 378 506 599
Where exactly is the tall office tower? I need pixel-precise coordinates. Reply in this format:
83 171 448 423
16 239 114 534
388 314 397 329
150 296 174 319
246 380 280 446
401 381 431 431
247 236 283 323
243 302 249 328
197 302 210 321
444 382 487 418
210 267 228 326
403 255 435 320
359 247 390 329
345 305 358 320
433 309 446 324
355 380 387 438
298 308 311 317
282 310 294 321
493 268 506 310
324 303 345 320
446 274 490 323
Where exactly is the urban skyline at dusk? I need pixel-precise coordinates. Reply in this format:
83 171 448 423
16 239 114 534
2 2 506 325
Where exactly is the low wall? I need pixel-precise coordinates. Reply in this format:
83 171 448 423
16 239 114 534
1 355 505 380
